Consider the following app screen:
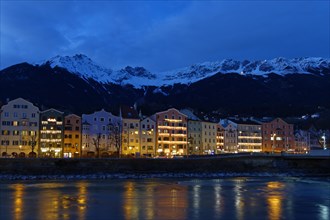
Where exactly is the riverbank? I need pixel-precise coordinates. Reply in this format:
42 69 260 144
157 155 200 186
0 155 329 180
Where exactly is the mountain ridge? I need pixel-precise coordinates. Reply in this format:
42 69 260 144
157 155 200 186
33 54 330 88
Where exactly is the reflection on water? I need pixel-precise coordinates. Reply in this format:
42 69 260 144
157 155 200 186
1 177 329 220
122 181 188 219
13 184 24 220
234 179 245 220
266 181 284 220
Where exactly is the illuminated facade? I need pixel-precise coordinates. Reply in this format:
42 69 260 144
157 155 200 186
223 118 262 153
81 109 121 157
39 108 64 158
140 117 156 157
64 114 81 158
201 121 217 154
216 124 225 152
218 120 238 153
261 118 294 153
121 118 140 156
187 120 202 155
153 108 188 157
0 98 40 158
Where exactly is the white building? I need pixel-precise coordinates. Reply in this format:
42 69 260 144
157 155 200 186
0 98 40 157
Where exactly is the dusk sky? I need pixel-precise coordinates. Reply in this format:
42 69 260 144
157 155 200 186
1 0 329 72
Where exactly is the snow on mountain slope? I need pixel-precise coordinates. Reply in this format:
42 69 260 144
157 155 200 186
38 54 114 83
36 55 330 88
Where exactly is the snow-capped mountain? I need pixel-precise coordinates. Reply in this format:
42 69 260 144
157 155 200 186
36 54 329 87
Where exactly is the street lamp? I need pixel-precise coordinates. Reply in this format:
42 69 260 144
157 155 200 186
322 133 327 150
272 133 276 154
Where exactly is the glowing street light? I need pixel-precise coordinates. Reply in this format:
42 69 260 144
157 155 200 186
322 133 327 150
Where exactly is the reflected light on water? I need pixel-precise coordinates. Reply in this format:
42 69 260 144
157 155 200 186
266 181 284 220
234 180 245 220
123 181 138 220
214 185 222 216
13 184 24 220
77 181 88 220
318 204 330 220
193 184 201 218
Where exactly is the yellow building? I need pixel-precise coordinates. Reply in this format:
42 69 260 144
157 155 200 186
64 114 81 158
121 106 140 157
201 121 217 154
140 117 156 157
187 120 202 155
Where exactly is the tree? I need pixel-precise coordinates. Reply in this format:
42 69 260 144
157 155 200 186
92 133 101 158
28 134 37 158
108 121 122 158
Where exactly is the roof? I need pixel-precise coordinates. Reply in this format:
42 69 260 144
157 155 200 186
120 105 139 119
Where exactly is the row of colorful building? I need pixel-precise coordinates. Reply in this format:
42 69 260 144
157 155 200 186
0 98 328 158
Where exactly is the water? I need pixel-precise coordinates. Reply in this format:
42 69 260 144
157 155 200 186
0 177 329 220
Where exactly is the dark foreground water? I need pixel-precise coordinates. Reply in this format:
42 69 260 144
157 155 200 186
0 177 329 220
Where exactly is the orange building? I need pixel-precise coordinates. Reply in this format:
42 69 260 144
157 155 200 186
152 108 188 157
64 114 81 158
261 118 295 153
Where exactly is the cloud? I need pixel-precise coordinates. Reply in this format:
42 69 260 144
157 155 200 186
1 1 329 72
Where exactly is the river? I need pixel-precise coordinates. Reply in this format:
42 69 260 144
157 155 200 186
0 177 329 219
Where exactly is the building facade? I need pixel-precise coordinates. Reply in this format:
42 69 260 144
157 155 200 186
225 119 262 153
219 120 238 153
154 108 188 157
261 118 294 153
39 109 64 158
0 98 40 158
187 120 202 155
64 114 82 158
201 121 217 154
140 117 156 157
121 118 140 157
81 109 121 157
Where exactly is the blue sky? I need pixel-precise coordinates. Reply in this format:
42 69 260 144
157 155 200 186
1 1 329 72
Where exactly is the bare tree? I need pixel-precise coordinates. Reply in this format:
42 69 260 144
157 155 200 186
92 133 101 158
28 135 37 158
108 122 122 158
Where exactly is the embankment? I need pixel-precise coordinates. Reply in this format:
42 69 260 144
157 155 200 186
0 155 329 179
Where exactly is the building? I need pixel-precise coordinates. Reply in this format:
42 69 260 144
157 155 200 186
140 116 156 157
0 98 40 158
81 109 121 157
294 130 310 154
187 120 202 155
218 120 238 153
180 109 202 155
39 108 64 158
261 118 294 153
153 108 188 157
223 118 262 153
121 106 140 157
201 121 217 154
216 124 224 152
64 114 82 158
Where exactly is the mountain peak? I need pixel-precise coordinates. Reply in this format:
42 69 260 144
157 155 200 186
33 55 330 87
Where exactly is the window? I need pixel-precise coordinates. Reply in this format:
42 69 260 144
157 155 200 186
31 113 36 118
13 121 19 126
4 112 9 117
14 112 18 117
100 117 105 122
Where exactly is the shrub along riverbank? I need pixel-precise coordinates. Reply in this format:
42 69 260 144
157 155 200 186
0 155 329 179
